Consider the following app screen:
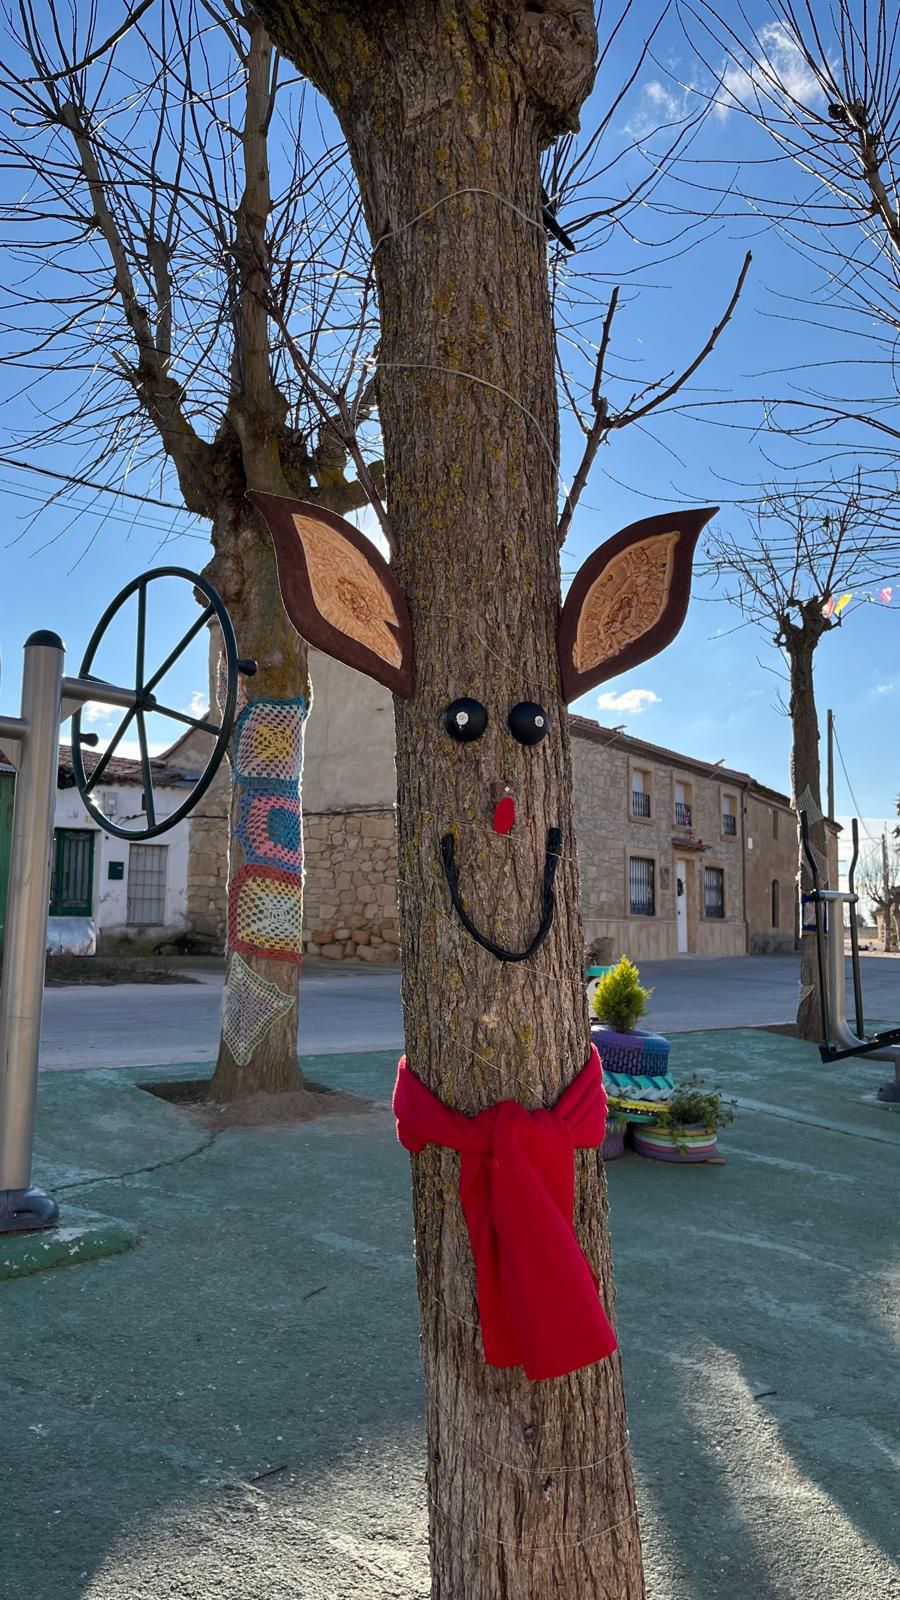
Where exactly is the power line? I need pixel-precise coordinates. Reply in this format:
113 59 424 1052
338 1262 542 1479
0 454 201 514
831 718 879 846
0 476 209 544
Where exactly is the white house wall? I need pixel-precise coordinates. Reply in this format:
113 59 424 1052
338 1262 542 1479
53 783 190 936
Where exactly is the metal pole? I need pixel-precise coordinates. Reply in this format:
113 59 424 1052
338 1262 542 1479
799 809 830 1048
0 630 64 1231
826 709 834 822
882 832 891 953
848 819 865 1039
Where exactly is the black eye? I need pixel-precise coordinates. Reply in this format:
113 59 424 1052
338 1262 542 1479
443 697 488 743
508 701 549 746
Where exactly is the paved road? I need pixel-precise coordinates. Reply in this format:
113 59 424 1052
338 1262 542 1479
37 953 900 1071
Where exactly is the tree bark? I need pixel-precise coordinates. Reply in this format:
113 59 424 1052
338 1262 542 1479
250 4 644 1595
787 632 828 1042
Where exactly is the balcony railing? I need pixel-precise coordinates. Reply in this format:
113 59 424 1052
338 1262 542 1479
722 813 737 836
631 791 651 818
675 801 692 827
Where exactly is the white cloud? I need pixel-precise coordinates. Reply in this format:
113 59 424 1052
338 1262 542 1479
715 22 826 120
873 682 896 695
83 701 115 725
185 690 206 717
596 688 661 715
625 78 695 138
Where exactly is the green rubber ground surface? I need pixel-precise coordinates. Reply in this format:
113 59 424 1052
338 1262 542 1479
2 1035 899 1600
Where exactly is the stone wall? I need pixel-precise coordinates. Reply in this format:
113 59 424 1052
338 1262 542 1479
744 791 798 953
184 761 230 948
302 807 400 963
572 728 748 960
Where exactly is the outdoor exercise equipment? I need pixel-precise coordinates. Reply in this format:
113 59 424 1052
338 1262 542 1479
0 569 255 1233
800 812 900 1101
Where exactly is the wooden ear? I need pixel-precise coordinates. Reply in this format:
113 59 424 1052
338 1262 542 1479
557 507 717 703
247 491 413 698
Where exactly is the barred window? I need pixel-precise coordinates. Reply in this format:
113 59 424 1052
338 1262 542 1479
704 866 725 919
772 879 780 928
631 769 651 818
629 856 655 916
722 793 737 836
674 781 692 828
127 845 167 925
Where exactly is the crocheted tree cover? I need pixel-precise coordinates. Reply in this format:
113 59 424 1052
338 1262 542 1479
236 784 303 873
221 952 295 1067
228 864 303 963
233 695 308 787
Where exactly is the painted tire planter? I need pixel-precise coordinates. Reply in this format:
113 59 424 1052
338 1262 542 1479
600 1124 627 1161
591 1024 670 1076
632 1123 719 1163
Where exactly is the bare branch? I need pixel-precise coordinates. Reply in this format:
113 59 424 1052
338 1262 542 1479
21 0 156 85
556 251 750 545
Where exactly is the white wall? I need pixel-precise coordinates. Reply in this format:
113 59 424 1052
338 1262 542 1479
304 649 396 811
53 781 190 934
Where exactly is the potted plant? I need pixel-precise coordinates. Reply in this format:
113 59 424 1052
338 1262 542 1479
632 1075 735 1163
600 1110 628 1162
591 955 670 1077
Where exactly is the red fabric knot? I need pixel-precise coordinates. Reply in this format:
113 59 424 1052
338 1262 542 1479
392 1045 618 1382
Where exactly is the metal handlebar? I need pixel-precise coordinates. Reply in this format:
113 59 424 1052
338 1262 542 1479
799 809 830 1047
847 819 865 1038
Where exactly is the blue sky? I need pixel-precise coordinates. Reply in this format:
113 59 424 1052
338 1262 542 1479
0 3 896 820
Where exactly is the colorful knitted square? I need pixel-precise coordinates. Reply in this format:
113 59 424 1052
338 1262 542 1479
234 696 307 787
228 865 303 963
237 784 303 873
221 952 295 1066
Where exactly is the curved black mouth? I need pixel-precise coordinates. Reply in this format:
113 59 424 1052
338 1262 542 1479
440 828 562 963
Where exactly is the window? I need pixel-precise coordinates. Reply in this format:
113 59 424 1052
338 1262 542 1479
722 793 737 836
772 879 780 928
629 856 656 916
50 830 94 916
772 808 779 840
127 845 167 925
674 780 692 829
704 866 725 919
631 768 651 819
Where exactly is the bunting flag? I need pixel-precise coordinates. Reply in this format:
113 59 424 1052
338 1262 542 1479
824 586 892 616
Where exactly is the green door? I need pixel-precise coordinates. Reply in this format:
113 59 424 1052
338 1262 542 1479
49 829 95 917
0 770 14 949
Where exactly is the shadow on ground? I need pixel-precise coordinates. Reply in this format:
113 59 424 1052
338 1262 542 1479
2 1037 899 1599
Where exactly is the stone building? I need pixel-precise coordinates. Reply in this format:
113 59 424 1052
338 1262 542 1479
183 649 838 962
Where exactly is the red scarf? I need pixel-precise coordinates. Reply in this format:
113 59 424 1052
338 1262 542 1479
393 1045 617 1382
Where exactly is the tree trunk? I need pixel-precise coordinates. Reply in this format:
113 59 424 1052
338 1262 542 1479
250 4 644 1595
787 634 827 1042
208 502 309 1100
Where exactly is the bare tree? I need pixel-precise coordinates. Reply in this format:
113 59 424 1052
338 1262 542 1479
859 869 900 949
681 0 900 480
236 2 754 1596
0 1 378 1099
706 478 899 1037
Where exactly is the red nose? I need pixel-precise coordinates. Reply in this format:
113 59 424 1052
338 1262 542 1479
493 795 516 835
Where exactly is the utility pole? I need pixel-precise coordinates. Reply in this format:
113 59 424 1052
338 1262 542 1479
826 709 834 821
882 831 891 953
